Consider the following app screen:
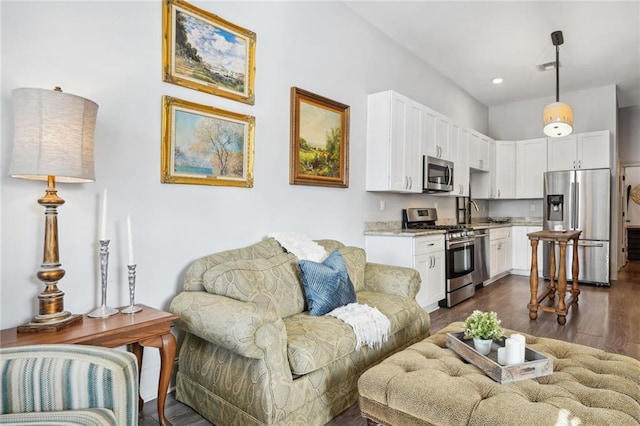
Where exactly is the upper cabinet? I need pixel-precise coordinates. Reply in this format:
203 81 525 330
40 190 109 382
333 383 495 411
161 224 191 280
423 107 452 161
470 138 494 199
366 91 423 193
516 138 547 198
468 131 491 171
450 124 469 196
492 137 547 200
547 130 610 171
494 141 516 199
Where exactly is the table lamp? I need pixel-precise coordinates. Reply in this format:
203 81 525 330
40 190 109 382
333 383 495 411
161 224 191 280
9 87 99 333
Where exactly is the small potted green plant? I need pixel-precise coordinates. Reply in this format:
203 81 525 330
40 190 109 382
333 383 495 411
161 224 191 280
463 310 504 355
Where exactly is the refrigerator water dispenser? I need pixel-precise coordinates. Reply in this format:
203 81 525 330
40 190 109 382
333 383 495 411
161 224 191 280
546 194 564 221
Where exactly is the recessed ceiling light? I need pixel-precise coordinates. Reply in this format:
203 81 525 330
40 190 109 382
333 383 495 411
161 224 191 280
492 77 504 84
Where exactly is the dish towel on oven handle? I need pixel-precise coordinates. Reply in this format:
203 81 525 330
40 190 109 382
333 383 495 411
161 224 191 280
327 303 390 350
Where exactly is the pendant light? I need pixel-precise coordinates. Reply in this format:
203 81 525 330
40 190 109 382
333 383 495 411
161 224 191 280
543 31 573 137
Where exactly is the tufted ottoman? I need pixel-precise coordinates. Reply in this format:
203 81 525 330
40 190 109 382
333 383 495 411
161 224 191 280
358 322 640 426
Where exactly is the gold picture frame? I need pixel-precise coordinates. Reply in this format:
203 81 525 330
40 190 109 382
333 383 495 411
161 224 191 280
162 0 256 105
161 95 254 187
290 87 350 188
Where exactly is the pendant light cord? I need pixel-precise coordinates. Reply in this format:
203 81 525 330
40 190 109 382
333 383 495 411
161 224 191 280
556 45 560 102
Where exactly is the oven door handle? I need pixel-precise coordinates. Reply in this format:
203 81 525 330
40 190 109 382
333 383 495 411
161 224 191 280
448 238 475 248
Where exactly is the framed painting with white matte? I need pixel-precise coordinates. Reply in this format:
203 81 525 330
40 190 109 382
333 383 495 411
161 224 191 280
162 0 256 104
290 87 350 188
161 96 254 187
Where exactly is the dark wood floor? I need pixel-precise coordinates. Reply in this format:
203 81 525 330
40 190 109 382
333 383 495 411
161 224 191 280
141 263 640 425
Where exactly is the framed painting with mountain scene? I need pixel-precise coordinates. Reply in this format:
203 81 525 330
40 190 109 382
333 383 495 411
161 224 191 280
162 0 256 105
161 96 254 187
290 87 350 188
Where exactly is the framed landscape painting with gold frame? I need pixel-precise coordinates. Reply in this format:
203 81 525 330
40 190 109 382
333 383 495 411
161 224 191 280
162 0 256 105
290 87 350 188
161 96 254 187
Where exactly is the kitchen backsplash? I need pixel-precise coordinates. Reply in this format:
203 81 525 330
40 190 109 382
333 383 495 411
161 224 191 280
488 199 543 220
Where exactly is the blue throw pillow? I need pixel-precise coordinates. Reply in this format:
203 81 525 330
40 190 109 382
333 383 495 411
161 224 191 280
299 250 357 316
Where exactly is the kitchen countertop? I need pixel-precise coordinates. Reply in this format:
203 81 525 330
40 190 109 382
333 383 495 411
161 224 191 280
364 219 543 237
470 222 542 229
363 229 446 237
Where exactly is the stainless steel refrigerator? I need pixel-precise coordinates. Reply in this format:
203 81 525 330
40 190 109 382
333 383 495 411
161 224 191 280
543 168 610 286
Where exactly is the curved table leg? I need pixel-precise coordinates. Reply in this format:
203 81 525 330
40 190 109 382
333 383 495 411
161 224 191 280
130 343 144 413
140 333 176 426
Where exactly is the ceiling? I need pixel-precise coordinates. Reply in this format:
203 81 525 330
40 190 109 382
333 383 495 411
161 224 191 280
345 1 640 108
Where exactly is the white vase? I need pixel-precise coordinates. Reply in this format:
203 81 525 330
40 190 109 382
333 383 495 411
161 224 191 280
473 338 493 355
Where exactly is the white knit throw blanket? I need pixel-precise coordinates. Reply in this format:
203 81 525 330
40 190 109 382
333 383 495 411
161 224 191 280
327 303 390 350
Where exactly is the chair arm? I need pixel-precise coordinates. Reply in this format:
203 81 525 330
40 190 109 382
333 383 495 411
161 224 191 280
363 262 421 299
0 344 138 425
170 291 286 360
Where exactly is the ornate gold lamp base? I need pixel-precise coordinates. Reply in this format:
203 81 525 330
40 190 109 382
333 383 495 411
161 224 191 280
17 176 82 333
17 283 83 332
18 312 82 333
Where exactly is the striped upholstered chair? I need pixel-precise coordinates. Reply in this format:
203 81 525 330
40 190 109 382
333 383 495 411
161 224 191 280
0 344 138 425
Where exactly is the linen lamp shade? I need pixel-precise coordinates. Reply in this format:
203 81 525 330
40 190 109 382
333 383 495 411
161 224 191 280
543 101 574 137
10 88 98 183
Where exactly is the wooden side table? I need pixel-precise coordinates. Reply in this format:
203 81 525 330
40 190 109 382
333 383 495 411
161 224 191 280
0 304 177 426
527 230 581 325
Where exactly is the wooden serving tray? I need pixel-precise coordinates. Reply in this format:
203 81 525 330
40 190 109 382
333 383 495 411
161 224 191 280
446 332 553 384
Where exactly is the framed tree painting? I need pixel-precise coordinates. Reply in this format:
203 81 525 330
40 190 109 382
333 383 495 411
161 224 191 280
161 96 255 187
162 0 256 105
290 87 350 188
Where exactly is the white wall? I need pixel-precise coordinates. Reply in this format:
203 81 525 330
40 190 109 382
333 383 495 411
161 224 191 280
1 1 487 400
488 85 620 279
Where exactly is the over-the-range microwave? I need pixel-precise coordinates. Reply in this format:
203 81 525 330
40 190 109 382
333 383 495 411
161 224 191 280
423 156 454 193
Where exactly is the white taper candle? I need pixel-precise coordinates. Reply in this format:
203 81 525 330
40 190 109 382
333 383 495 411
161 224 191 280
127 215 134 265
100 189 108 240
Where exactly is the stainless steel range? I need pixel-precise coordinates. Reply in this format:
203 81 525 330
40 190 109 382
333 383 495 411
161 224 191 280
402 208 475 307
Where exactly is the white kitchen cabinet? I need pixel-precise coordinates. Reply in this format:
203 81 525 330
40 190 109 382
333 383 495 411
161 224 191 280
494 141 516 199
365 234 445 311
423 107 452 161
489 227 511 279
577 131 611 169
415 236 446 307
511 226 543 276
470 138 495 199
468 130 491 171
450 124 469 196
366 91 423 192
547 130 610 171
516 138 547 198
489 239 499 278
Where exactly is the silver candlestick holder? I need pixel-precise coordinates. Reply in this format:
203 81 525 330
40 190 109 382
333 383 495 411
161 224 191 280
121 264 142 314
88 240 119 318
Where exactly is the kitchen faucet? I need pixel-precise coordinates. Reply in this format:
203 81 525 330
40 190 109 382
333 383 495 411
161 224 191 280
469 200 480 212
